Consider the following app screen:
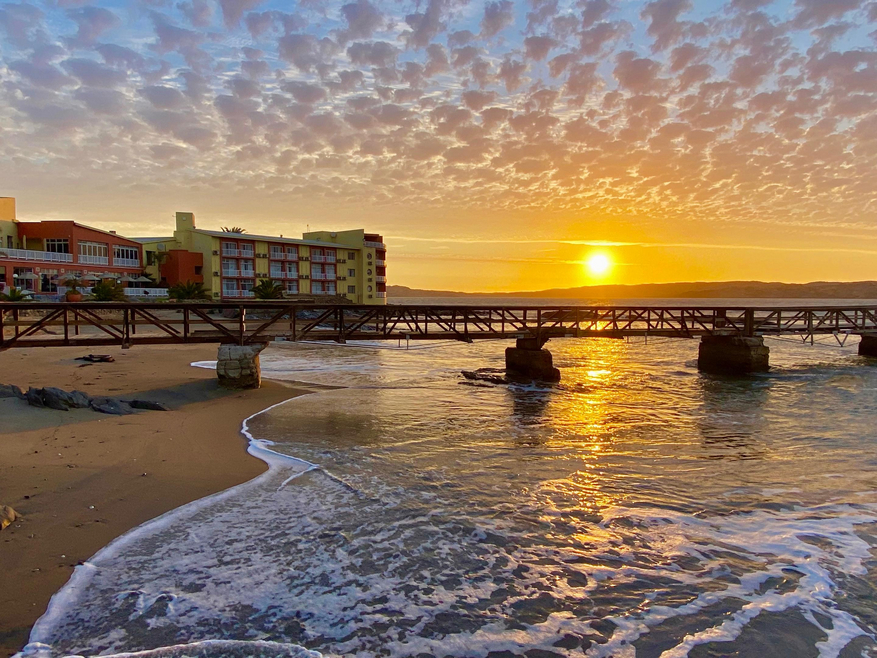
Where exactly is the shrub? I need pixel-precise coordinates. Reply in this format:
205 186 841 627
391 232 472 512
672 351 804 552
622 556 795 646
252 279 285 299
91 281 126 301
168 281 211 300
0 287 31 301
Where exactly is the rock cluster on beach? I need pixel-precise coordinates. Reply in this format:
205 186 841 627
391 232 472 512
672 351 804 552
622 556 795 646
0 383 169 415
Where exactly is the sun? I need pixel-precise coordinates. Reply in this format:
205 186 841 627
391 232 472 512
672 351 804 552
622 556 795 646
585 252 613 278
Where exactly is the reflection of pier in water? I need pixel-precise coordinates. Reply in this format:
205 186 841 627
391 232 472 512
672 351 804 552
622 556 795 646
2 302 877 379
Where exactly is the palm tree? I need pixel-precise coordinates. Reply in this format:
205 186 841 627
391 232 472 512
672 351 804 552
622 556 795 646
168 280 211 300
0 287 31 301
221 226 246 234
252 279 285 299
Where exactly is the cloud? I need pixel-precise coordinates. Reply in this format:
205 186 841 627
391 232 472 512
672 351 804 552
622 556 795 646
481 0 514 39
0 0 875 242
65 6 119 47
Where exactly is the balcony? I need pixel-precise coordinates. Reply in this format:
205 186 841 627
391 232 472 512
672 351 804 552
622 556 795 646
114 258 140 268
311 273 335 280
376 291 387 298
222 289 255 298
123 287 168 298
375 275 386 283
270 251 299 261
0 248 74 263
221 269 240 277
79 255 109 266
374 259 386 266
311 255 336 263
221 249 255 258
364 241 385 249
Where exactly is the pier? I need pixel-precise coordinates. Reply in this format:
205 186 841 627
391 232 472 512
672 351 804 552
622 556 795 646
2 302 877 384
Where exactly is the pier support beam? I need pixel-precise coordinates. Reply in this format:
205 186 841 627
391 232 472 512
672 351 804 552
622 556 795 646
216 343 266 389
505 338 561 382
698 335 769 375
859 334 877 358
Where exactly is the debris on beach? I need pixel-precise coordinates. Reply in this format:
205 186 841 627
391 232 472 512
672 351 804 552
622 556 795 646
461 369 510 385
75 354 115 363
0 505 19 531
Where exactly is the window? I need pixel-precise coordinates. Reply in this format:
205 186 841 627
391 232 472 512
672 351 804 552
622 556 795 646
326 264 336 278
286 246 298 259
78 241 108 257
113 245 139 265
367 285 373 292
240 279 254 291
270 263 283 278
194 266 203 275
270 245 284 259
348 251 356 259
239 243 254 256
367 269 372 275
348 268 355 277
222 258 238 275
286 281 299 294
285 263 298 278
347 285 356 294
78 241 108 265
45 238 70 254
222 241 238 256
240 260 254 275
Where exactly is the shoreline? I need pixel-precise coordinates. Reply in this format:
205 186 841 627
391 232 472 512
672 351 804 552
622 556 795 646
0 344 317 657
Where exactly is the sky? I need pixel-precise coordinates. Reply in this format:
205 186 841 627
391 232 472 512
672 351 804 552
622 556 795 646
1 0 876 291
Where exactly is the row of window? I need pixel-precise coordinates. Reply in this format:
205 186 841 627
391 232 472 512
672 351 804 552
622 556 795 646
222 242 358 262
43 239 139 263
219 280 355 296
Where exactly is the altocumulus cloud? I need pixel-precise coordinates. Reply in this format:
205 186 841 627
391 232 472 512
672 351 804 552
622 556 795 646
0 0 876 229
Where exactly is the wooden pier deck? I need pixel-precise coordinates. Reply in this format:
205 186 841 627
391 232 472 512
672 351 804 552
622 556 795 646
2 302 877 350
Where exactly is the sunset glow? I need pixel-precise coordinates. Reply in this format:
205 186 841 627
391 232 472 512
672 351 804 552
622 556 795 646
0 1 876 291
585 253 613 279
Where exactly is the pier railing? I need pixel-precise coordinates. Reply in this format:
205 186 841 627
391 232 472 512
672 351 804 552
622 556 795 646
1 302 877 350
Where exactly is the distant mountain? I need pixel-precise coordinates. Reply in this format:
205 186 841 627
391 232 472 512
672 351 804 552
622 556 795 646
388 281 877 299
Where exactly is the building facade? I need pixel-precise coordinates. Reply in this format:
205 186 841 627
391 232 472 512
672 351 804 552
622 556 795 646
135 212 387 304
0 197 145 295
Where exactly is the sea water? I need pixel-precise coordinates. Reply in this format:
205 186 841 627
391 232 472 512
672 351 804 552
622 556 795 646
20 306 877 658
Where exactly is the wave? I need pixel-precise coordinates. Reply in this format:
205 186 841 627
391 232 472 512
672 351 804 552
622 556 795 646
21 639 321 658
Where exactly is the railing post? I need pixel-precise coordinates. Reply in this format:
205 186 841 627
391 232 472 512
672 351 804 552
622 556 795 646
183 307 190 341
744 309 754 336
239 305 246 345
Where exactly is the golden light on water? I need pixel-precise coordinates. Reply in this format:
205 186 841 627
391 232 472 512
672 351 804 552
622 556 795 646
585 252 613 278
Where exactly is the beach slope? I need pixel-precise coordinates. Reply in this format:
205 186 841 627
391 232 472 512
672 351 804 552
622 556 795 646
0 344 307 657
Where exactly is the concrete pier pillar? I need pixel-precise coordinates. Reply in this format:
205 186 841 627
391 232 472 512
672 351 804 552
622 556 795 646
698 335 769 375
505 338 561 382
216 343 267 389
859 334 877 358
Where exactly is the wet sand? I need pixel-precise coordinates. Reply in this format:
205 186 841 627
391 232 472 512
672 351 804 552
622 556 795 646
0 344 311 657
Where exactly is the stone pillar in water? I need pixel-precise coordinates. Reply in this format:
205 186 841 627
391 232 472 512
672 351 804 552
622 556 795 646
697 335 769 375
216 344 267 389
859 334 877 358
505 338 561 382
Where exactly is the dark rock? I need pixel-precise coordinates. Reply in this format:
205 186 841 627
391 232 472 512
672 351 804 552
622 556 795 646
90 397 134 415
42 386 91 411
25 387 45 408
0 383 24 399
127 400 170 411
461 369 510 385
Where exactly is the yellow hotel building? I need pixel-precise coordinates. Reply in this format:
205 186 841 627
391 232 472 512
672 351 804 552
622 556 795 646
134 212 387 304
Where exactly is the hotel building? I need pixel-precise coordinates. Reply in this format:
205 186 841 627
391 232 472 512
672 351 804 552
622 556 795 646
0 197 146 295
0 198 387 304
135 212 387 304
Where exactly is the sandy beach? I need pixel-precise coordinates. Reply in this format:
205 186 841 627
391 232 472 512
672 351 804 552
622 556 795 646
0 344 310 657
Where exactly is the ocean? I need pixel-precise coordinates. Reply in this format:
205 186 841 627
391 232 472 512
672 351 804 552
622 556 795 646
20 299 877 658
